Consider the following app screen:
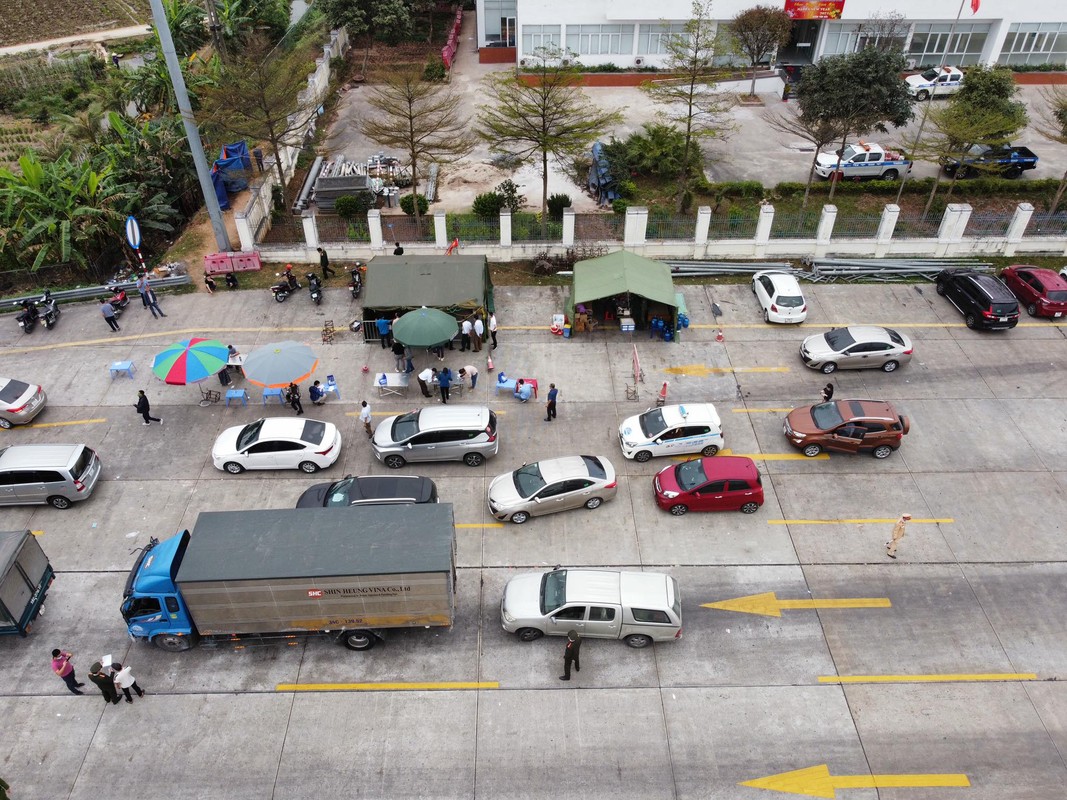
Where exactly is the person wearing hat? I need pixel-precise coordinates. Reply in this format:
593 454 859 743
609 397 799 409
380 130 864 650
560 630 582 681
886 513 911 559
88 662 121 704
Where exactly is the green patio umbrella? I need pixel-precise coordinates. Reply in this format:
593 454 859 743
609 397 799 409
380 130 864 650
392 307 458 348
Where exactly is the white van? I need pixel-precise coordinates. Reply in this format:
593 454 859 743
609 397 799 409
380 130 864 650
618 403 723 462
500 568 682 648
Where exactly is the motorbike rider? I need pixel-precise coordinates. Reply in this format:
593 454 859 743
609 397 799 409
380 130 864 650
283 265 299 290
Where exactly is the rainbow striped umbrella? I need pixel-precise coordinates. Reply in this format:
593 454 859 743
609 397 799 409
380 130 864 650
152 338 229 385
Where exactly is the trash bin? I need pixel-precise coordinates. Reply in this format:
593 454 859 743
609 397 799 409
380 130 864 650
218 368 232 386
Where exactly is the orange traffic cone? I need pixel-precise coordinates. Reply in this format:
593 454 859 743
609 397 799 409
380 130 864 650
486 353 495 372
361 364 370 373
657 381 668 406
715 328 724 343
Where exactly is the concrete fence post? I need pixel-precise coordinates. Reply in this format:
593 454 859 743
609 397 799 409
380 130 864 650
563 208 576 246
936 203 970 257
875 204 900 257
500 210 512 248
434 212 448 249
301 212 319 250
694 206 712 258
368 209 384 250
814 204 837 258
754 204 775 258
1003 202 1033 257
624 206 648 247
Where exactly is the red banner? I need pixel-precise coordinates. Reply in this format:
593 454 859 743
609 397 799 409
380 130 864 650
784 0 845 20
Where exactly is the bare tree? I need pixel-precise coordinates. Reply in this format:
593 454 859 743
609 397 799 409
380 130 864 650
763 108 845 208
729 4 793 97
359 70 476 232
856 12 909 54
476 46 623 236
1033 86 1067 218
644 0 735 211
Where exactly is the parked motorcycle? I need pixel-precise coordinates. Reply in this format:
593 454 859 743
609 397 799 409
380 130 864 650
14 300 38 334
38 290 60 330
270 269 301 303
306 273 323 306
349 261 365 299
105 284 130 314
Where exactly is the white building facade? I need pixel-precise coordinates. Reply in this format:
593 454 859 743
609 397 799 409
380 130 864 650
476 0 1067 69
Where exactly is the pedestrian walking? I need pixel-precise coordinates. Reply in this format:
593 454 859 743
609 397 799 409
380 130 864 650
393 242 405 255
376 316 393 349
99 298 120 332
317 247 336 279
472 316 484 352
360 400 373 437
135 272 150 307
204 274 217 294
88 662 120 705
885 513 911 559
144 287 167 318
391 339 407 372
135 390 162 425
460 319 472 351
545 383 558 421
51 649 85 695
309 380 326 405
821 382 834 403
559 630 582 681
110 662 145 704
417 366 436 398
458 365 478 389
286 382 304 415
438 367 452 403
488 312 498 349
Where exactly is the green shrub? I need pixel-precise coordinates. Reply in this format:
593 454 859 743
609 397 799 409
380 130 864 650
335 194 374 219
494 179 525 213
612 199 629 215
547 193 571 220
400 193 429 216
329 56 347 73
616 180 637 199
423 56 446 82
774 182 808 197
472 191 505 218
713 181 765 199
602 123 702 180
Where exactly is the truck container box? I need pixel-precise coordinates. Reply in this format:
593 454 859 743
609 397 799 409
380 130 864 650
0 530 54 636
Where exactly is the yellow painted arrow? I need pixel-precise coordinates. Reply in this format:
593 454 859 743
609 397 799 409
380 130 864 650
664 364 789 377
741 764 970 798
702 592 891 618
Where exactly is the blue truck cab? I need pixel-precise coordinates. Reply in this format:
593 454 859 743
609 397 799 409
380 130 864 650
122 532 194 649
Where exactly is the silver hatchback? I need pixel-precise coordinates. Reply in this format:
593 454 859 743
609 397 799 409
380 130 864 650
488 455 617 524
800 326 913 374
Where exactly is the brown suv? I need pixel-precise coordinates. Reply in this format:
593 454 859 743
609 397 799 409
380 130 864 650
783 399 910 458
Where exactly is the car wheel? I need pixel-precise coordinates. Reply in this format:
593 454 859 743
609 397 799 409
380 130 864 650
510 511 529 524
223 462 244 474
669 504 688 516
47 495 72 509
341 631 375 651
1027 303 1038 317
299 461 319 473
625 634 653 649
0 418 12 429
935 281 947 296
821 362 838 374
701 444 719 456
873 445 894 459
740 501 760 514
917 89 930 101
584 497 603 510
1005 165 1023 179
764 310 770 323
965 314 978 329
516 628 543 643
463 452 485 467
152 633 194 652
881 360 899 373
634 450 652 463
384 454 406 469
882 168 899 180
802 443 822 457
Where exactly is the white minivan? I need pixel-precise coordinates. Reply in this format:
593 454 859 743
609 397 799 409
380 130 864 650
618 403 723 463
500 568 682 648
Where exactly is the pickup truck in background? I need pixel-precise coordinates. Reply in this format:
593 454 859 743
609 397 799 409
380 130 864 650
814 142 913 180
940 144 1039 178
905 66 964 100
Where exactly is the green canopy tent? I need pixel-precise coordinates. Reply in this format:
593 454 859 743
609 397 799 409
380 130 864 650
569 251 681 340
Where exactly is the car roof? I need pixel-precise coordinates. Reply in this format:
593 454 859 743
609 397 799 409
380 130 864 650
836 399 900 420
660 403 720 426
415 405 491 431
259 417 332 439
0 443 85 468
533 455 613 483
687 455 759 481
1009 266 1067 288
565 569 621 604
349 475 436 503
755 271 803 293
839 325 897 343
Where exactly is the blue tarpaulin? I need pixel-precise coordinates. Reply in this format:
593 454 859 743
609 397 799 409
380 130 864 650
210 166 230 210
220 141 252 171
213 156 250 193
588 141 619 207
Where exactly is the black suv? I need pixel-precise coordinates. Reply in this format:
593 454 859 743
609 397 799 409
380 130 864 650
935 269 1019 330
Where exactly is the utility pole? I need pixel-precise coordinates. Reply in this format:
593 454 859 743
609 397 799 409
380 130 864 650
148 0 232 252
203 0 227 60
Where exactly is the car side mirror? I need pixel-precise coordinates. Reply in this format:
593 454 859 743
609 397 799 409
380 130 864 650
406 443 413 449
533 497 541 504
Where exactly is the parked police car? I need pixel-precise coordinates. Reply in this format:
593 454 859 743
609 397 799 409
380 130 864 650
905 66 964 100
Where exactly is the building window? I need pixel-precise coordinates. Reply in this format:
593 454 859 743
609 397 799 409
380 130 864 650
566 24 635 56
908 23 990 67
483 0 517 41
822 22 906 56
521 25 561 53
638 23 688 55
1002 23 1067 65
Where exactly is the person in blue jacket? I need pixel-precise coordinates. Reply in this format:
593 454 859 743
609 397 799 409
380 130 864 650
514 379 532 402
437 367 452 404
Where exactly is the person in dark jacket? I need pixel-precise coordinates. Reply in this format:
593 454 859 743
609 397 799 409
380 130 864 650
560 630 582 681
821 382 834 403
286 382 304 415
88 662 120 704
135 390 161 425
317 247 335 279
437 367 452 404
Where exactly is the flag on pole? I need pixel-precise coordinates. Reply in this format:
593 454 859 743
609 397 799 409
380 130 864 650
971 0 980 13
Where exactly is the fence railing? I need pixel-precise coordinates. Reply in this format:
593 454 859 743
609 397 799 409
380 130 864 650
447 214 501 243
575 213 624 241
512 214 563 242
646 214 698 240
316 215 370 242
832 214 883 239
707 214 759 239
965 212 1013 238
769 211 820 239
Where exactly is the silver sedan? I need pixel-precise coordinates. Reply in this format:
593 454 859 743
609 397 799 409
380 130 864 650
800 326 914 374
487 455 617 524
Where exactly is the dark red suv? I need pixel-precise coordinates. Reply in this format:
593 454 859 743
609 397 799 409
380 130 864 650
1000 266 1067 319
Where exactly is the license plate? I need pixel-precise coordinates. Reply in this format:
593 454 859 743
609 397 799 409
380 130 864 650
998 317 1008 322
1056 312 1063 318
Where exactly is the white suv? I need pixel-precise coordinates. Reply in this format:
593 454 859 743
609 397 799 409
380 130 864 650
618 403 723 463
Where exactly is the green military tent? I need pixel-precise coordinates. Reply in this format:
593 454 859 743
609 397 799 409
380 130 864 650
568 251 681 340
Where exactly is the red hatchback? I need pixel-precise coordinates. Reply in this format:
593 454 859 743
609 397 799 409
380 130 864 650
1001 266 1067 319
653 456 764 516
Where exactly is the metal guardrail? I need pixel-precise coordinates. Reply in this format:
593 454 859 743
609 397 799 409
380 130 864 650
2 274 192 311
806 258 993 283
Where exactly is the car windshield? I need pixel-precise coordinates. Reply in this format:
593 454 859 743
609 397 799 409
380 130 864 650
392 411 420 441
639 409 668 437
581 456 606 479
540 570 567 614
236 419 264 450
674 459 709 491
885 328 905 346
776 294 804 308
823 328 856 351
919 68 941 81
810 402 845 430
839 145 860 160
323 478 354 507
512 462 546 498
966 144 991 157
300 419 326 445
0 380 29 403
1047 291 1067 302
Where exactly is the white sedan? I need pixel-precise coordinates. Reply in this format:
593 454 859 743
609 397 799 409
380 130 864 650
212 417 342 474
751 270 807 324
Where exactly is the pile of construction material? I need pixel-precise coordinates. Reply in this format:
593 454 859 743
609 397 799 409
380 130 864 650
805 258 993 282
308 153 413 212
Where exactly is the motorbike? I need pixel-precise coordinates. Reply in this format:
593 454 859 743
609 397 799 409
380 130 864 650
15 300 39 334
306 273 323 306
38 290 60 330
105 284 130 314
270 270 301 303
349 261 365 299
